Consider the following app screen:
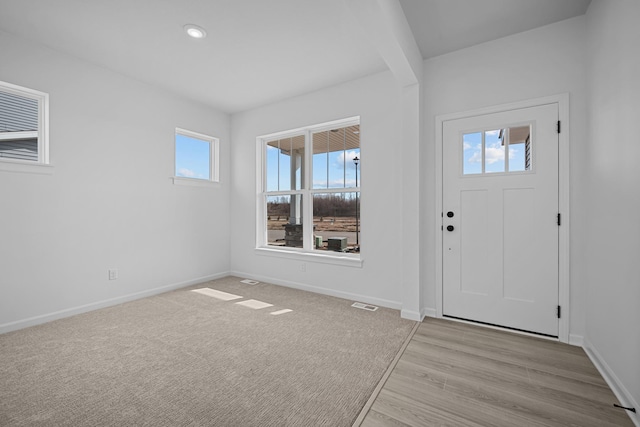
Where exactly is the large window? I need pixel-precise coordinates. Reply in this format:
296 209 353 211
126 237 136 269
174 128 219 185
0 81 49 164
259 117 361 257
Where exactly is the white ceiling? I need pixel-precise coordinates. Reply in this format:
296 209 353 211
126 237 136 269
0 0 591 114
399 0 592 59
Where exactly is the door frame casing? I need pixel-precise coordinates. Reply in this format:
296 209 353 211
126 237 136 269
434 94 570 343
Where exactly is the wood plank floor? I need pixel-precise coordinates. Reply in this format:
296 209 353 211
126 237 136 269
358 317 633 427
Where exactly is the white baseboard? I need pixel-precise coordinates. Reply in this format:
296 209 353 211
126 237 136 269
569 333 584 347
0 272 229 335
583 338 639 427
401 309 422 321
422 307 437 319
229 270 402 311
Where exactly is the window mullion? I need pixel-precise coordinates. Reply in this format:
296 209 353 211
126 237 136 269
303 129 313 250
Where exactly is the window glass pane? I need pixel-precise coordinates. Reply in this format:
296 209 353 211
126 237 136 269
292 135 305 191
175 133 210 180
507 125 532 172
265 142 279 191
0 137 37 161
343 125 360 189
0 89 39 162
484 129 504 173
312 125 359 189
463 132 482 175
266 195 303 247
328 148 344 189
327 128 347 188
312 131 329 189
278 138 292 191
312 192 360 253
266 135 304 192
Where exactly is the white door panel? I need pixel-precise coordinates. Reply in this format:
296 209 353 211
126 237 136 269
443 104 559 336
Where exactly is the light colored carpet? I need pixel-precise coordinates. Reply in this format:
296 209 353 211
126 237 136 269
0 276 415 426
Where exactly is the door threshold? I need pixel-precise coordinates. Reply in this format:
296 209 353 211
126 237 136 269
442 315 559 340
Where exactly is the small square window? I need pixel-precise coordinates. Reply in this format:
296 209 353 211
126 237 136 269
462 125 532 176
0 80 49 165
174 128 219 184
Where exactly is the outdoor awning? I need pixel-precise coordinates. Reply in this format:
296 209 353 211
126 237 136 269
267 125 360 155
499 125 530 146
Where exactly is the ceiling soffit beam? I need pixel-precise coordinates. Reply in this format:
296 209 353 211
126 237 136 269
345 0 423 86
346 0 423 320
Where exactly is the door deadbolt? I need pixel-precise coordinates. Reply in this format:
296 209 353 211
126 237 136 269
447 211 454 218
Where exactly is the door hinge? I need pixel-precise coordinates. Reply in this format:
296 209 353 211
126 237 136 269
557 120 561 134
557 305 562 319
557 213 561 226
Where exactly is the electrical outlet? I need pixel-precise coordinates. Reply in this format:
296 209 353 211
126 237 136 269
108 268 118 280
299 263 306 273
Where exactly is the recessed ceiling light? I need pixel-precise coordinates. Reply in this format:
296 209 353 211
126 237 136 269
184 24 207 39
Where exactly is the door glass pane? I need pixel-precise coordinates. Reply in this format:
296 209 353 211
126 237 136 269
463 132 482 175
507 125 532 172
484 129 505 173
463 125 533 176
312 192 360 253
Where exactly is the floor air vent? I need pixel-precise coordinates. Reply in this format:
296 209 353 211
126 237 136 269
351 302 379 311
240 279 259 285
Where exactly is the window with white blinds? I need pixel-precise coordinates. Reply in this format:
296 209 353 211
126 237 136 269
0 81 49 164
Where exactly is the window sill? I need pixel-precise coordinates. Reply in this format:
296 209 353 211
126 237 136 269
255 246 363 268
172 177 220 188
0 160 54 175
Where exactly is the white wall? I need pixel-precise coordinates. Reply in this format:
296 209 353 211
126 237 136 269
229 71 407 308
584 0 640 419
420 16 589 340
0 31 231 332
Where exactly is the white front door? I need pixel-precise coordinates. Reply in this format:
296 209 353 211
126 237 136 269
442 103 559 336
